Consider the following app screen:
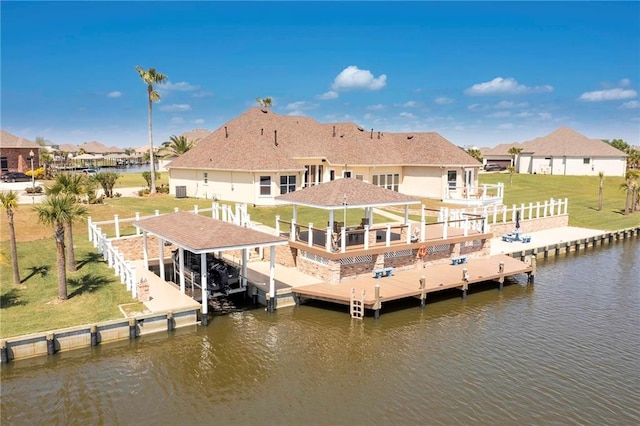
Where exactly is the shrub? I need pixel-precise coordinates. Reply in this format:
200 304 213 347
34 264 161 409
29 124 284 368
26 167 45 179
141 171 161 189
92 172 120 198
25 186 43 194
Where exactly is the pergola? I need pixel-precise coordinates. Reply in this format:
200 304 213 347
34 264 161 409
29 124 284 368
275 179 421 249
134 211 288 315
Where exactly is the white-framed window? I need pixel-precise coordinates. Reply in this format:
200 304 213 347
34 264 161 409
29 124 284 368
447 170 457 190
583 158 590 164
203 172 208 183
329 170 335 181
260 176 271 196
343 170 352 178
372 173 400 191
280 175 296 194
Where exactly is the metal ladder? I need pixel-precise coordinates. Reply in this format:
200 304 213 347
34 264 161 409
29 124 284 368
350 288 365 319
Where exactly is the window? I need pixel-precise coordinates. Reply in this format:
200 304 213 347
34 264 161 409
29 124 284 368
259 176 271 196
372 173 400 191
343 171 352 178
0 157 7 172
330 170 335 181
203 172 208 183
447 170 457 190
583 158 590 164
280 175 296 194
356 174 363 181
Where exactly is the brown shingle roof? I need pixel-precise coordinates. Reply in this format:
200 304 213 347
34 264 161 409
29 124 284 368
77 141 124 154
486 127 627 157
0 130 39 148
276 178 420 209
180 129 212 145
134 211 287 253
168 108 479 171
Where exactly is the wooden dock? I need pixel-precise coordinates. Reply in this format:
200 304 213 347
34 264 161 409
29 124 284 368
293 254 533 314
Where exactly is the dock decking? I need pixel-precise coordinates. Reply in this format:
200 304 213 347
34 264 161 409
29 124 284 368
293 254 532 309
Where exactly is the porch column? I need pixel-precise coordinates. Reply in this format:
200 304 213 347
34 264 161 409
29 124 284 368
404 205 409 225
420 204 426 242
200 252 208 316
158 237 165 280
442 215 448 239
241 248 248 288
268 246 276 312
179 247 185 294
142 231 149 270
292 205 298 222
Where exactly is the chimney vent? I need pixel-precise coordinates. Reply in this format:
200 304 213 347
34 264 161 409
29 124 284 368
261 128 263 136
370 128 373 139
333 125 336 137
274 130 278 146
225 126 228 138
378 131 381 139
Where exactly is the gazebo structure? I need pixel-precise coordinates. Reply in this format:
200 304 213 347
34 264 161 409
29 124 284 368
134 211 288 317
274 179 492 284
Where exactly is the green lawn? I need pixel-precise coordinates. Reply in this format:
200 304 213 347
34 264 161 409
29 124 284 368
479 173 638 230
1 172 638 338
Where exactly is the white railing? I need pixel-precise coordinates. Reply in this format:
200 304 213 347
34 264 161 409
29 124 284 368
446 183 504 205
440 197 569 232
88 221 138 298
87 202 253 239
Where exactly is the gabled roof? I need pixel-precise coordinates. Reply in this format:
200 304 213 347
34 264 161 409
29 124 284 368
275 178 420 210
168 108 480 171
134 211 288 254
180 128 212 145
481 142 524 156
487 127 627 157
0 130 39 149
59 143 79 152
77 141 124 154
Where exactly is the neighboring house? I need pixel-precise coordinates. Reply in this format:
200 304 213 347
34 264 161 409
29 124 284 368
167 107 482 206
483 127 628 176
0 130 40 173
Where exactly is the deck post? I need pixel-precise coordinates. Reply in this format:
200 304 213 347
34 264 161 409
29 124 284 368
461 268 469 299
290 219 296 242
385 224 391 247
373 284 381 319
114 214 120 238
241 248 248 289
268 246 276 312
87 217 92 242
364 226 370 250
421 205 426 242
528 255 536 284
419 275 427 308
179 247 185 294
142 231 149 270
498 261 505 290
135 213 141 235
308 223 313 248
158 237 165 280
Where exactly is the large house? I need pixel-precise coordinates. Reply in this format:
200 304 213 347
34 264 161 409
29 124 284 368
167 108 483 205
482 127 628 176
0 130 40 173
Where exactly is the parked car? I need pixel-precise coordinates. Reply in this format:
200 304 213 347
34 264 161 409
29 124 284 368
484 163 507 171
0 172 32 182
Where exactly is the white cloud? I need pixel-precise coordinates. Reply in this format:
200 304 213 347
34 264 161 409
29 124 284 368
579 88 638 102
399 112 415 119
192 91 213 98
402 101 418 107
434 97 454 105
331 65 387 91
465 77 553 95
619 78 631 87
486 111 511 118
170 117 185 124
107 91 122 98
287 110 307 117
192 118 205 124
366 104 386 111
497 123 514 129
316 90 338 100
494 101 528 109
468 103 489 112
159 81 200 92
620 100 640 109
159 104 192 112
285 101 316 111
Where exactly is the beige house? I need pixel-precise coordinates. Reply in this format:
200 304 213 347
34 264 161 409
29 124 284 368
483 127 628 176
168 108 484 206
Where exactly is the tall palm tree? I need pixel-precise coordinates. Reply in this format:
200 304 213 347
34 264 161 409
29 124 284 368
46 173 85 271
158 135 194 159
0 191 21 284
466 148 483 164
34 194 87 300
598 171 604 211
135 66 168 194
619 170 639 215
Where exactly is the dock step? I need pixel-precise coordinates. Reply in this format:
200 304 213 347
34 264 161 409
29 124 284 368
350 288 365 319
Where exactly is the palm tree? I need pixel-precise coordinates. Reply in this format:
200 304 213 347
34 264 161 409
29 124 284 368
34 194 87 300
46 173 85 271
0 191 21 284
507 166 516 185
508 146 523 170
135 66 168 194
598 171 604 211
158 135 194 159
620 170 639 215
256 97 273 108
466 148 483 164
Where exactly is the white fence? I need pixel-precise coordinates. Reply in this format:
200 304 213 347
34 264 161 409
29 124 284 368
440 197 569 232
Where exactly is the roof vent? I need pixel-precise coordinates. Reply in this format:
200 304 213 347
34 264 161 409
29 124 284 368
225 126 228 138
340 134 345 138
370 128 373 139
333 125 336 137
357 126 364 131
407 135 414 140
274 130 278 146
261 128 263 136
261 108 268 113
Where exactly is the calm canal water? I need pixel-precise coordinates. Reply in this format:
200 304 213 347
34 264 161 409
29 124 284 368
2 239 639 425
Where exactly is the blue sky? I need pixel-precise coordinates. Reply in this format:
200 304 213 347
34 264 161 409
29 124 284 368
2 1 639 148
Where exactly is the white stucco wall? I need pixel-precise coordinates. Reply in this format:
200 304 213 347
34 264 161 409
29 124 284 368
527 156 626 176
401 166 443 198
